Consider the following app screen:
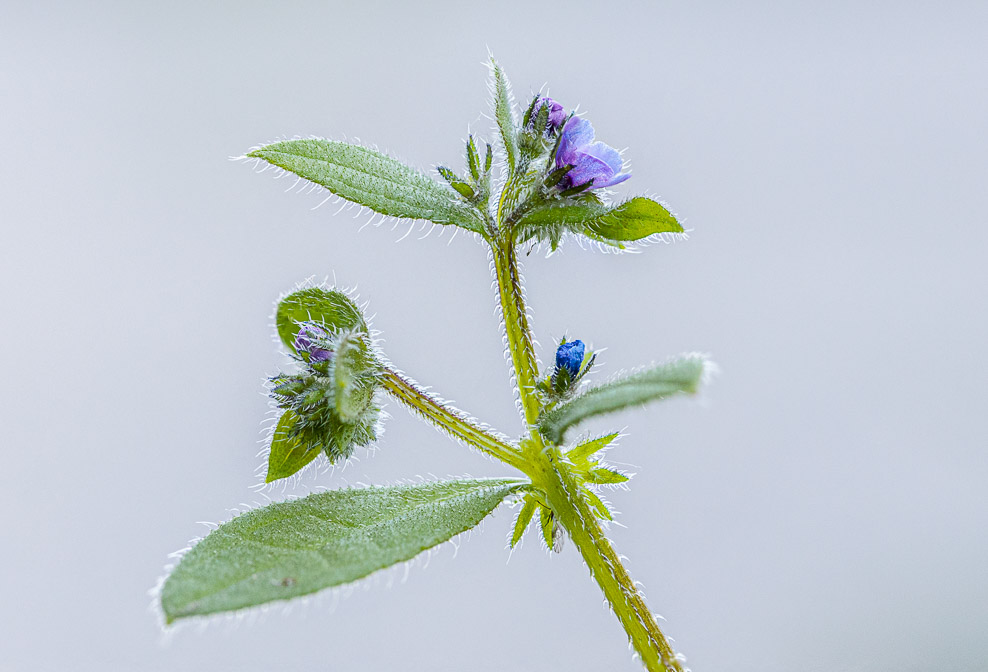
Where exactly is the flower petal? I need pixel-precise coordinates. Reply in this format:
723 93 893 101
566 152 614 187
582 141 624 174
556 117 595 166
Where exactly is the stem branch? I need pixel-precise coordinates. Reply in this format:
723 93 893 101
381 368 529 474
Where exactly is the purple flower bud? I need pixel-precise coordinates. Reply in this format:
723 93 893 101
555 340 585 379
294 323 333 362
533 96 567 131
555 117 630 189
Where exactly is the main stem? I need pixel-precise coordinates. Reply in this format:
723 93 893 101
492 233 684 672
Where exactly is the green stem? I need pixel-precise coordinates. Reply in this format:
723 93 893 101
489 234 683 672
381 368 529 475
492 235 541 427
538 451 684 672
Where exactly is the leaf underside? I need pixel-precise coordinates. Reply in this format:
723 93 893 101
161 478 524 623
539 355 707 444
249 139 484 233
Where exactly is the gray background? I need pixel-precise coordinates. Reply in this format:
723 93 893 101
1 2 985 671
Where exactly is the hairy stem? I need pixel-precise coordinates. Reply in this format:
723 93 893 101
538 452 684 672
490 234 683 672
381 368 529 474
491 234 541 427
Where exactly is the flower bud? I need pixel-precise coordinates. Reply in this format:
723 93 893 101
532 96 567 131
294 323 333 362
555 340 585 379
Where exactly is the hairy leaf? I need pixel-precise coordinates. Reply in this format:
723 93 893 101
248 139 484 233
566 432 619 463
585 197 683 242
516 197 683 247
539 355 708 444
161 478 524 623
491 61 518 172
276 287 365 354
586 467 630 485
265 410 320 482
583 488 613 521
510 496 537 548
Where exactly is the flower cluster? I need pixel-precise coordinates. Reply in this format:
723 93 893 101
525 95 629 191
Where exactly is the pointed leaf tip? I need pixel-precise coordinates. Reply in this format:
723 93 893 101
161 478 525 622
249 139 484 234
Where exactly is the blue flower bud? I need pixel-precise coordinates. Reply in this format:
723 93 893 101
294 323 333 362
555 340 585 379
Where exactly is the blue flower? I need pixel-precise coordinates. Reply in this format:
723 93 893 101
555 117 630 189
555 340 585 378
294 323 333 362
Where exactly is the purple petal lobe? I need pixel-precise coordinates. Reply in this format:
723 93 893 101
554 116 629 190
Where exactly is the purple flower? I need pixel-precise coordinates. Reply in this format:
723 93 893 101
555 340 585 379
533 96 567 131
294 323 333 362
555 117 630 189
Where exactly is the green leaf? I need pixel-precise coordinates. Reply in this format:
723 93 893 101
265 410 321 482
538 354 708 444
276 287 365 354
515 197 683 247
586 467 630 485
490 60 518 173
566 432 619 463
161 478 524 623
437 166 475 199
510 495 537 548
585 197 683 242
248 139 484 234
466 136 480 181
583 488 613 521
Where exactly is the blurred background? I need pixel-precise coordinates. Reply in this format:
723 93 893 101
1 2 986 670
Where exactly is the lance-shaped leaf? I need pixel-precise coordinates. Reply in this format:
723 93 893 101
491 60 518 173
265 410 320 482
160 478 525 623
515 196 683 248
248 139 485 234
276 287 366 354
538 354 709 444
